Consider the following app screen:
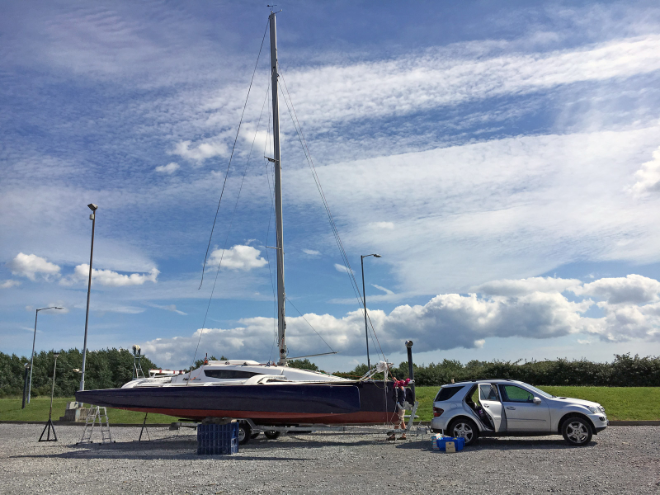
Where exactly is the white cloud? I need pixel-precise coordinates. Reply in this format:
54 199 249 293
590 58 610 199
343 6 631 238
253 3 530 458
62 264 160 287
371 222 394 230
291 126 660 295
155 162 180 174
152 304 187 315
476 277 582 297
0 280 20 289
334 263 354 275
170 139 228 164
372 284 394 296
142 274 660 368
574 274 660 305
630 146 660 196
209 245 267 271
277 35 660 131
303 249 321 256
8 253 61 281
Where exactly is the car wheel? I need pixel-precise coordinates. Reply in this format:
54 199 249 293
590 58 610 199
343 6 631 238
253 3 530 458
448 418 478 446
562 417 593 446
237 422 252 445
264 430 281 440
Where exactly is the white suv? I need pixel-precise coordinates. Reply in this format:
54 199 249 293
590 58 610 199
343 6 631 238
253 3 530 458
431 379 608 446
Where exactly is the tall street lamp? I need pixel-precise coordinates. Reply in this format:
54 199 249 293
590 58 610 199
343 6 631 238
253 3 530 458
361 253 381 370
80 203 98 392
28 306 62 404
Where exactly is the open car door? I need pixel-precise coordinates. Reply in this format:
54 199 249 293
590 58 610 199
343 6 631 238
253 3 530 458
478 383 507 432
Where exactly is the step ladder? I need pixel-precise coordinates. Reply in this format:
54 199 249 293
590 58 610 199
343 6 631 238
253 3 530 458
77 406 114 444
386 401 429 439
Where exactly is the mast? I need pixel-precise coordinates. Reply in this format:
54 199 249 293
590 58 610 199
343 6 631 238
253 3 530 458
269 12 287 365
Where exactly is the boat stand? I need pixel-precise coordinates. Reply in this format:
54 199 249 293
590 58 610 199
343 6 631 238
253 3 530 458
39 419 57 442
138 413 150 441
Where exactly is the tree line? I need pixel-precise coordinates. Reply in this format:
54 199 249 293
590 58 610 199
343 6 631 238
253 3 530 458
2 350 658 398
337 353 660 387
0 348 158 398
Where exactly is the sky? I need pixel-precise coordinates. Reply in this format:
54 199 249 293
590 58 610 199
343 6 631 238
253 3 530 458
2 0 660 373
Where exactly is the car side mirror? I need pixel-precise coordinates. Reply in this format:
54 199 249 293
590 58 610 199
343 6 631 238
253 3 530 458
533 397 542 405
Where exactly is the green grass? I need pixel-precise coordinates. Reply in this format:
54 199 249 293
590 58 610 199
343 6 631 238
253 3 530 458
0 397 176 424
2 386 658 424
414 386 660 421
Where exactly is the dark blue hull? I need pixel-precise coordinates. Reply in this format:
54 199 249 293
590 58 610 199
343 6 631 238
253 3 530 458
76 381 398 425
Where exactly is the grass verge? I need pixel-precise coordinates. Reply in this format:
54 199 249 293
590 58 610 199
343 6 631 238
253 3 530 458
2 386 658 424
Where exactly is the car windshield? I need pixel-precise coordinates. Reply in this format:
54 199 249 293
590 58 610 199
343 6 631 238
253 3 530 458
521 383 555 398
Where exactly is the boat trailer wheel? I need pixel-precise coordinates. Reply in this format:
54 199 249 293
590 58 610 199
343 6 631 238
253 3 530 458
264 430 281 440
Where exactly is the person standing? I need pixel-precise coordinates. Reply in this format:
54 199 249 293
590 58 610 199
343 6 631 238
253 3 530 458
387 378 410 440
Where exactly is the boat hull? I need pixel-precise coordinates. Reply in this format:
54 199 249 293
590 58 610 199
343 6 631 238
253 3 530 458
75 381 397 425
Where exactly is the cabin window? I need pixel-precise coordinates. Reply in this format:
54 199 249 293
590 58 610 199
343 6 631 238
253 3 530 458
203 370 261 379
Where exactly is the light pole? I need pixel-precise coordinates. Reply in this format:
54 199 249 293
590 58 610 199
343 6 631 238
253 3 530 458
361 253 381 370
28 307 62 404
80 203 98 392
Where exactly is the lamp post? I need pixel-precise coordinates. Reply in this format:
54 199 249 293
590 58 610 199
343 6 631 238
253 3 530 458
360 253 381 370
28 307 62 404
80 203 98 392
22 363 30 409
39 352 59 442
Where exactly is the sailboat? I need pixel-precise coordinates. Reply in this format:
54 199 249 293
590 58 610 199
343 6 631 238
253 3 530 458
76 11 398 429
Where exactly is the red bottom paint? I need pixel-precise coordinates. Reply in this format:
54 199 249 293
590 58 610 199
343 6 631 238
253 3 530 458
120 407 400 425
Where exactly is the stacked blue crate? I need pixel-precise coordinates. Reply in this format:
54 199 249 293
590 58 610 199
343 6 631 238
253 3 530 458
197 421 239 455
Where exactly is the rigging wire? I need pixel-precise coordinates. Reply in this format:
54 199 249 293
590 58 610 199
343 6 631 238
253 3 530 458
285 297 335 353
277 71 387 362
199 18 269 290
189 74 272 375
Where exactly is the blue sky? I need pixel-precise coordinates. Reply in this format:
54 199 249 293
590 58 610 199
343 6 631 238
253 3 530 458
2 0 660 372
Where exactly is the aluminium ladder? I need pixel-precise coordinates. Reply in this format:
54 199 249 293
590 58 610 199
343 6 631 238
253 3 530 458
77 406 114 444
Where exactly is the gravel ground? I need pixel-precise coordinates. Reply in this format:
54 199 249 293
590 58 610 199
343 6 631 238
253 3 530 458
1 424 659 494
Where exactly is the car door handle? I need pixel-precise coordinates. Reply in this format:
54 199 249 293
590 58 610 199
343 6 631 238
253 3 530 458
483 404 489 408
506 406 516 410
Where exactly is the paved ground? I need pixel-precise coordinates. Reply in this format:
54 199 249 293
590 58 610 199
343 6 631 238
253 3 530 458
1 424 659 494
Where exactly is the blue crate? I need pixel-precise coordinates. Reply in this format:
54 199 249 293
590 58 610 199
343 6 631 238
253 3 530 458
435 436 465 452
197 422 239 455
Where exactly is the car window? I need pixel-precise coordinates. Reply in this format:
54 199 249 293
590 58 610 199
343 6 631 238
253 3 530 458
435 386 464 402
499 384 534 403
522 383 554 399
479 384 500 402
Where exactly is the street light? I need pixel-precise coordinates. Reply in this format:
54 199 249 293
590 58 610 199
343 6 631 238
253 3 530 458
28 307 62 404
361 253 381 370
80 203 97 392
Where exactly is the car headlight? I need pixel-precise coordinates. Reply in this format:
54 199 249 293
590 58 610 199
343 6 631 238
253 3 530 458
587 406 598 413
598 405 606 414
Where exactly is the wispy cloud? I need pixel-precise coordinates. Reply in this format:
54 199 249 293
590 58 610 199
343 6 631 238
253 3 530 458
334 264 354 275
151 303 187 315
0 280 21 289
155 162 180 174
372 284 394 296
